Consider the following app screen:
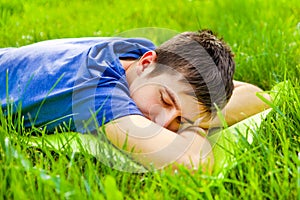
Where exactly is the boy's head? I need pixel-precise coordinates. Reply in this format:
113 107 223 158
128 29 235 131
153 29 235 114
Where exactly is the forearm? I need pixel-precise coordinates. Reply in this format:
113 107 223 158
200 81 271 128
221 82 270 125
104 115 213 171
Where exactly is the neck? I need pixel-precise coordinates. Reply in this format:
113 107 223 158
120 59 136 71
120 59 138 86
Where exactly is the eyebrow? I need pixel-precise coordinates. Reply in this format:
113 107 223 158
164 87 194 124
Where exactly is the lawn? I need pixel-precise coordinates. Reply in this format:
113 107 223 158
0 0 299 199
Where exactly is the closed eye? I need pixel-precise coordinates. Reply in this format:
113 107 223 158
160 91 172 106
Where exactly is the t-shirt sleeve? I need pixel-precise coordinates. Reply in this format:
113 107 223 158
72 38 155 133
94 67 143 125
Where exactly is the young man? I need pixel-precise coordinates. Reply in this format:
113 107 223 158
0 30 269 171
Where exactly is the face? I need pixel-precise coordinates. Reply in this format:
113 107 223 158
129 67 203 132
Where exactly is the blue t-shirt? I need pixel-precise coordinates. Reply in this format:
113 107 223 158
0 37 156 133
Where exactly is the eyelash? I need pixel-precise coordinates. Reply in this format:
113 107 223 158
160 92 183 125
160 91 184 125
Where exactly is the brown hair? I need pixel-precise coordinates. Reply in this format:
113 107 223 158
151 29 235 115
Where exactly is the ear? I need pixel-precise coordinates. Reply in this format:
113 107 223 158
136 51 157 75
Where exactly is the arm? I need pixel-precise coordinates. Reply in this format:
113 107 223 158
200 80 271 129
103 115 214 172
221 80 271 125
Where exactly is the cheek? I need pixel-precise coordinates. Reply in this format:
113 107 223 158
130 86 160 114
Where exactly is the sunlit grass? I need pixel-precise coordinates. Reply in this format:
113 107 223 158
0 0 299 199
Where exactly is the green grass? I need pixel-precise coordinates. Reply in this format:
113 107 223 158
0 0 299 199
